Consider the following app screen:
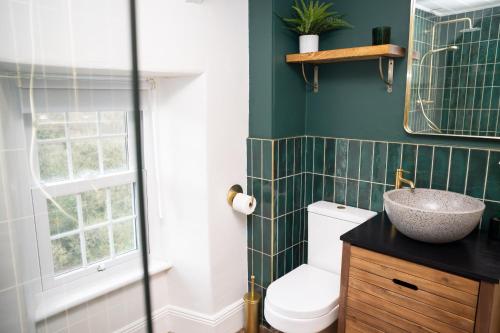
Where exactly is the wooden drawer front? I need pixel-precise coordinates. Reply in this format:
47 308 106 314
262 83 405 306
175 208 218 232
347 246 480 333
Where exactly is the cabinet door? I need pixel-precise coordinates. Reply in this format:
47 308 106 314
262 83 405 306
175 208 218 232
344 246 479 333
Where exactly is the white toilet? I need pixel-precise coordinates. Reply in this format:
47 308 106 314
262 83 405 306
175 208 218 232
264 201 377 333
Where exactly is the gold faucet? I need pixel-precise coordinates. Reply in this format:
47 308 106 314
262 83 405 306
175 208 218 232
395 168 415 190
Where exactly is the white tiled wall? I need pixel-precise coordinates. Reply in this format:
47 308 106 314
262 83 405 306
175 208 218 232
35 272 168 333
1 78 169 332
0 80 40 333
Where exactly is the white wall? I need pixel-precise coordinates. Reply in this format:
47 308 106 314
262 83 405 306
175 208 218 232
0 0 249 332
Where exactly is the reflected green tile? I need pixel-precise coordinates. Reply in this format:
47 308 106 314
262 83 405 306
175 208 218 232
313 174 324 203
485 151 500 201
416 145 433 188
466 149 488 198
402 144 417 177
360 141 374 182
371 183 385 212
247 215 252 248
286 139 294 176
293 211 301 245
262 180 272 218
373 142 388 183
262 254 271 288
261 219 273 255
252 178 262 216
324 176 334 202
252 140 262 178
358 182 371 210
305 173 313 206
251 250 262 286
273 141 279 179
386 143 402 186
346 180 359 207
431 147 450 190
285 248 293 273
277 178 286 216
277 216 286 252
305 137 314 173
285 214 293 249
313 137 325 174
335 139 348 177
334 178 346 205
325 139 336 176
247 139 252 177
252 216 262 251
293 175 302 211
291 244 300 270
275 252 285 279
278 139 286 178
262 140 272 180
286 177 293 213
448 148 469 193
294 138 302 174
347 140 361 179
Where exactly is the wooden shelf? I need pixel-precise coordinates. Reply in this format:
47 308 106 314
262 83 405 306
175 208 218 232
286 44 406 64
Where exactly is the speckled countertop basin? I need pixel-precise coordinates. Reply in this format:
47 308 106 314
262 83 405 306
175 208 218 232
383 189 485 244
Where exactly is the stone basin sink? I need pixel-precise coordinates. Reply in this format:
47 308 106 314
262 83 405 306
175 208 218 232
383 189 485 244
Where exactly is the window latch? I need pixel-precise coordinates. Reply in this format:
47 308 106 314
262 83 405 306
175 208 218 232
97 264 106 272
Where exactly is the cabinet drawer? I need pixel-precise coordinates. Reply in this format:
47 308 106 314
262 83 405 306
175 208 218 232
347 246 480 333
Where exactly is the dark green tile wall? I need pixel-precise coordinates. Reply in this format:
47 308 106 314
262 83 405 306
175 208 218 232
247 134 500 324
301 135 500 230
246 137 307 325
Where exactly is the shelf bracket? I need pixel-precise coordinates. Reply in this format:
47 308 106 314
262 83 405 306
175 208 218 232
378 57 394 93
301 63 319 93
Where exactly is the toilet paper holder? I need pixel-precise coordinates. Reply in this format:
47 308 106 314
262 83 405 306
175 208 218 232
227 184 254 206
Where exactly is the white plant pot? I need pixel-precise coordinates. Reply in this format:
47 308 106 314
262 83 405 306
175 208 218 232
299 35 319 53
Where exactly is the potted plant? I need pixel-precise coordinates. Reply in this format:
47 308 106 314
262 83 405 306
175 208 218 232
282 0 352 53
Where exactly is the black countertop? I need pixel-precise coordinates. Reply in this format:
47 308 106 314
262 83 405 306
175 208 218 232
340 212 500 283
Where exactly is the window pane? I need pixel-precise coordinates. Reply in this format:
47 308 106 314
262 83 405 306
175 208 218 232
102 137 127 172
81 189 107 225
68 112 98 138
111 184 133 219
39 142 69 181
71 139 99 177
100 111 126 134
113 220 136 255
48 195 78 235
84 227 110 264
36 113 66 140
52 234 82 274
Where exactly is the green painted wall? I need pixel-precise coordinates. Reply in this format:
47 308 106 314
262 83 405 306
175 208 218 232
249 0 306 139
305 0 499 149
249 0 499 149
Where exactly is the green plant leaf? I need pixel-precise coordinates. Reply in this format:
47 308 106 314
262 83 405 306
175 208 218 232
281 0 353 35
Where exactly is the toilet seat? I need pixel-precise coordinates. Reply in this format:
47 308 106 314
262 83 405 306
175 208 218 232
264 264 340 333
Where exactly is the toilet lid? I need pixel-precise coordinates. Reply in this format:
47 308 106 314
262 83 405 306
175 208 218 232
265 264 340 320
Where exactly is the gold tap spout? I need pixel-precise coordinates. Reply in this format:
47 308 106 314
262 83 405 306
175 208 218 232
395 168 415 190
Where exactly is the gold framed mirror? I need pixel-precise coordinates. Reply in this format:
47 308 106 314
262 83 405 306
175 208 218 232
404 0 500 140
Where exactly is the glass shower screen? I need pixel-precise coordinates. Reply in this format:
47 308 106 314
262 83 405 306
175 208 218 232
0 0 152 332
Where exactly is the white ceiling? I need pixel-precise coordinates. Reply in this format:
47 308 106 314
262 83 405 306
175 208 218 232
416 0 500 16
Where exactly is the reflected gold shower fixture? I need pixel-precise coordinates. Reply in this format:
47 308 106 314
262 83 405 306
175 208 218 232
417 18 479 132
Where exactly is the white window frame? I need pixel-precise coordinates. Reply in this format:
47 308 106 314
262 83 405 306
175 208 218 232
19 77 160 292
22 83 147 290
32 171 141 289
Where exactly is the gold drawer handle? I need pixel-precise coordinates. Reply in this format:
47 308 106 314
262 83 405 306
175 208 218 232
393 278 418 291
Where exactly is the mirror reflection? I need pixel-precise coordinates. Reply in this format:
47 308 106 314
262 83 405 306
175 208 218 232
406 0 500 138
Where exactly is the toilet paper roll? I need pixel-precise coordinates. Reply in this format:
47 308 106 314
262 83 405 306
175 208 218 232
232 193 257 215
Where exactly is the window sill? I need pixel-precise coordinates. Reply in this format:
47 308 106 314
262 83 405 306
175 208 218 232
35 258 172 322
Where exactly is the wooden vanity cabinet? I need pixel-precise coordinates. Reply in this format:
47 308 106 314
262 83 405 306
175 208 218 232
338 243 500 333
